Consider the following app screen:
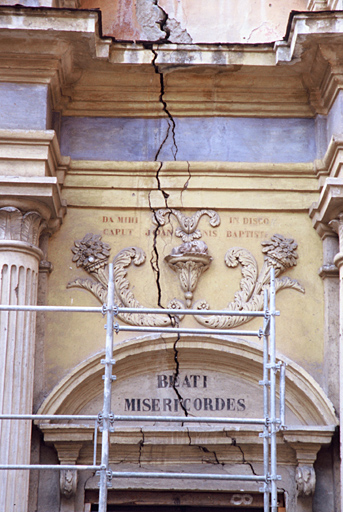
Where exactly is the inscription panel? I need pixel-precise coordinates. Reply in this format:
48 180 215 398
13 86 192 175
109 371 261 418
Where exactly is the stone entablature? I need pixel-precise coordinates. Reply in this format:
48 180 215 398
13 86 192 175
2 8 343 120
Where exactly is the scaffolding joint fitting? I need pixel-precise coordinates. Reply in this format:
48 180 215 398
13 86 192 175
258 328 264 338
113 322 120 334
102 375 116 381
107 470 113 487
97 413 104 432
259 379 270 387
101 358 116 365
109 413 115 432
259 432 271 439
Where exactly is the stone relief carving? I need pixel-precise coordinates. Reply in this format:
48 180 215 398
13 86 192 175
159 209 219 307
68 210 304 327
60 468 78 499
67 235 183 326
194 233 305 329
0 206 46 246
296 465 316 497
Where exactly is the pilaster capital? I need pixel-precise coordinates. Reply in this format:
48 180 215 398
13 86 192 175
0 206 49 261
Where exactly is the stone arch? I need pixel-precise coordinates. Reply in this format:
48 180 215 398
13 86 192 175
38 334 337 427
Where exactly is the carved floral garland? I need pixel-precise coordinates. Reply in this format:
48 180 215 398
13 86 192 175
67 211 304 328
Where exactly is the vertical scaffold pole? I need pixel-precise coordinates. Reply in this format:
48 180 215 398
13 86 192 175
269 267 277 512
98 263 115 512
263 289 270 512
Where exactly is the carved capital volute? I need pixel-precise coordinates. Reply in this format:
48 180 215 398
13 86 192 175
296 465 316 497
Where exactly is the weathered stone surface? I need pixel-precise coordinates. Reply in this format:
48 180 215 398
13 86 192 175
80 0 308 44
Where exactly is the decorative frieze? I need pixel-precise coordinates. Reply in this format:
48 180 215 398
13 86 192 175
68 210 304 328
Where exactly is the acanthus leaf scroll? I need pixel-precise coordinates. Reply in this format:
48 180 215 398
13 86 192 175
67 235 183 326
68 210 304 328
193 233 305 329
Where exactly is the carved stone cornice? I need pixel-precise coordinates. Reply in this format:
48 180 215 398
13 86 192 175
276 12 343 115
0 130 68 232
310 178 343 235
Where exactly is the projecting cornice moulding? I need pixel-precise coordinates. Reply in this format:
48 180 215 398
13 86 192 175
0 130 68 230
1 7 343 117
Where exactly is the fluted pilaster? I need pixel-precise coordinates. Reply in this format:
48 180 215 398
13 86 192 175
0 207 45 512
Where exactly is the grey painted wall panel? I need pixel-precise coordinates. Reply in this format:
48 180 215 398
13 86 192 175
60 116 316 163
0 83 49 130
327 90 343 146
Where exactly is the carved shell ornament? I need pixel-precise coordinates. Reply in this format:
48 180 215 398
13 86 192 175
67 210 304 328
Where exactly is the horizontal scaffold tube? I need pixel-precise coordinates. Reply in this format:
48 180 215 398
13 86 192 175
110 471 267 482
0 304 274 317
0 414 265 424
115 325 261 336
0 465 101 471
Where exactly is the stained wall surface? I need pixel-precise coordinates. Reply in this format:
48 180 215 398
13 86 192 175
81 0 308 43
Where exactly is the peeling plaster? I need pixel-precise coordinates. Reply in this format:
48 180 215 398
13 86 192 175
136 0 166 41
135 0 192 43
166 16 193 44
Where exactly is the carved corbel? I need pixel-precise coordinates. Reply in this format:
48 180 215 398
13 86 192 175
296 465 316 497
60 469 78 499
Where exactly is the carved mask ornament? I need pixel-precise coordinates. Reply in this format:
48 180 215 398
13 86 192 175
68 209 304 328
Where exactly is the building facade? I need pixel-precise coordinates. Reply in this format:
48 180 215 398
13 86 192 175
0 1 343 511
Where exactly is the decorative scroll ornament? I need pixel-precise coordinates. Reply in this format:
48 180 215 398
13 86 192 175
296 465 316 497
67 234 183 326
158 209 220 307
153 208 220 242
193 234 305 329
68 211 304 328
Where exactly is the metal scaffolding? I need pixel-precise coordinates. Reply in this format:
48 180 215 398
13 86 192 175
0 267 284 512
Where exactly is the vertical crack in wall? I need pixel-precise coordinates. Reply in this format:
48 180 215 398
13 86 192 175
187 428 224 466
154 0 170 43
172 333 189 417
138 428 145 467
151 48 178 161
146 38 190 419
229 434 257 475
145 42 178 306
180 160 191 206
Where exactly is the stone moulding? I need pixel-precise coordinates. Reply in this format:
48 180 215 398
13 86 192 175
68 210 304 328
